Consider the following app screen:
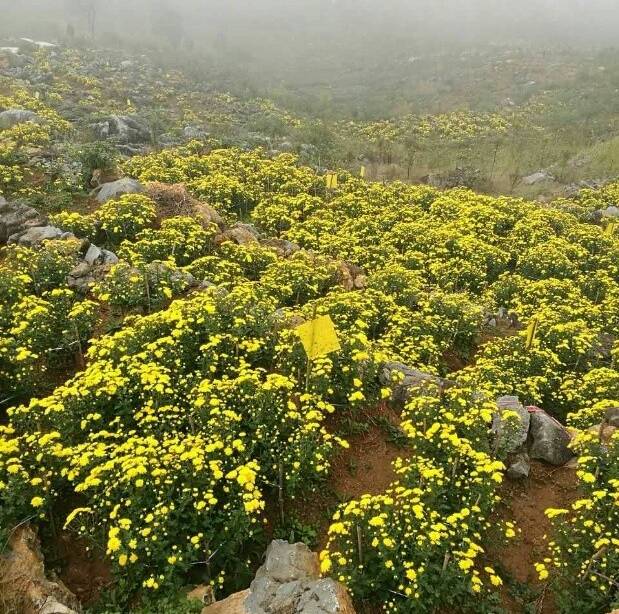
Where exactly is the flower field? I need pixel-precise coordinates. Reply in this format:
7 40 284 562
0 138 618 612
1 41 619 614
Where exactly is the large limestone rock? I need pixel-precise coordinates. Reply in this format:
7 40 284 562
90 115 151 144
8 225 74 247
0 525 80 614
202 540 355 614
528 409 574 466
0 201 44 243
0 109 40 130
380 362 454 403
506 452 530 480
94 177 144 203
492 395 530 454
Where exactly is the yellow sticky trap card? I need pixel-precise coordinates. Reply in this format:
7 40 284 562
360 165 366 178
325 173 338 189
296 315 341 360
525 316 539 350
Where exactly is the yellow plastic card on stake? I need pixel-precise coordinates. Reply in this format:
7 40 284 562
360 165 366 178
605 221 616 236
325 173 338 189
525 316 539 350
296 315 341 360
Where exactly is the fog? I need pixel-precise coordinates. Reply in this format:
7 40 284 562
2 1 619 51
2 0 619 104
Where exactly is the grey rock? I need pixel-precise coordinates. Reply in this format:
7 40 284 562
84 243 102 265
95 177 144 203
506 453 530 480
522 171 553 186
492 396 530 453
0 109 39 130
90 114 151 144
380 362 454 403
257 540 319 585
606 406 619 427
296 578 355 614
183 125 209 140
0 48 33 68
261 238 300 257
100 249 119 265
69 262 92 278
0 201 43 243
8 225 70 246
211 540 355 614
148 262 197 288
528 411 573 466
599 205 619 219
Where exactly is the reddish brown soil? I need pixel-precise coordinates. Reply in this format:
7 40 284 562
56 533 112 607
490 461 580 614
329 405 404 501
274 403 406 552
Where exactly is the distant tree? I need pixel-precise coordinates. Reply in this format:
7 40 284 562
64 0 97 37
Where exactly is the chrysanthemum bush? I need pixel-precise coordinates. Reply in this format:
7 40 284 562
118 216 217 266
1 143 619 608
96 194 158 244
0 287 98 397
1 285 374 598
535 425 619 613
92 261 189 314
321 387 514 613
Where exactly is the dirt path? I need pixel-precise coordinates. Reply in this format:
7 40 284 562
492 461 579 613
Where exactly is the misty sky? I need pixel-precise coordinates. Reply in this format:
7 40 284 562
1 0 619 47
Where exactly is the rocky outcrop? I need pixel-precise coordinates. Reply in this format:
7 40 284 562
9 226 75 247
94 177 144 203
606 406 619 427
201 541 355 614
0 525 80 614
0 201 44 242
216 223 261 246
0 109 40 130
337 262 367 291
506 452 530 479
261 238 301 258
522 170 553 186
89 115 151 144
